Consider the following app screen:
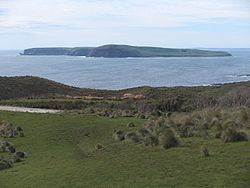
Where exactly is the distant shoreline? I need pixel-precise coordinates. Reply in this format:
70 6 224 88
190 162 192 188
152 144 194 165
21 44 232 58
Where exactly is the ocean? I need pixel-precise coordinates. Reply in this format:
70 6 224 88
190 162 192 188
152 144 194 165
0 49 250 90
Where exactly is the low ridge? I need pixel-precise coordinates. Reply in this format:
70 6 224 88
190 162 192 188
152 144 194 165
21 44 232 58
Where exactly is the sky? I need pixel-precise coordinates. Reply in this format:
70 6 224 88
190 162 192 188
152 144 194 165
0 0 250 49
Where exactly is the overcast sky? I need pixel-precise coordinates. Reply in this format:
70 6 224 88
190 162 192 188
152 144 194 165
0 0 250 49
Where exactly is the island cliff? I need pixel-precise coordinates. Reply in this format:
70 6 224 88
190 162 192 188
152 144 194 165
22 44 232 57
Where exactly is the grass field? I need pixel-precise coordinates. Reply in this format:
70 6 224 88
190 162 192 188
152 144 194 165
0 111 249 188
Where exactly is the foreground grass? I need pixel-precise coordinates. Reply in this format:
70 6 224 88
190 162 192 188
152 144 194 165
0 111 249 188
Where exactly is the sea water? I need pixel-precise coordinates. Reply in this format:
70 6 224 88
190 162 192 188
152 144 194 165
0 49 249 90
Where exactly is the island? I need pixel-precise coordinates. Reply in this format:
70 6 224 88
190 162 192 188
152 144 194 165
21 44 232 57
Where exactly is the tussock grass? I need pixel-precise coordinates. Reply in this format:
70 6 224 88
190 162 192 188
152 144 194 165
0 111 249 188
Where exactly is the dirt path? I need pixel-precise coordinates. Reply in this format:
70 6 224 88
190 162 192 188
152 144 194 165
0 106 61 114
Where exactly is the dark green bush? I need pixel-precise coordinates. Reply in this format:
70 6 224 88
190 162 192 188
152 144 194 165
159 129 179 149
113 130 125 141
0 160 12 170
137 128 150 138
200 146 209 157
127 122 136 128
95 143 104 150
125 132 140 143
221 128 248 143
178 126 194 138
12 151 27 163
143 135 159 147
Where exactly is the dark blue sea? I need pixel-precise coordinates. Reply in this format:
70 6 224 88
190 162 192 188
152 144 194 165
0 49 250 89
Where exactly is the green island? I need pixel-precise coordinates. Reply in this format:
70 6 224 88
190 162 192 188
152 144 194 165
0 76 249 188
21 44 232 57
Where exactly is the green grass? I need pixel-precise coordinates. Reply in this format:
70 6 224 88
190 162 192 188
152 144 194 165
0 111 249 188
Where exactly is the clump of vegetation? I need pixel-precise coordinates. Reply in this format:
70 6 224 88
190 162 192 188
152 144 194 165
159 129 179 149
125 132 140 143
210 117 221 129
0 120 24 138
113 130 125 141
143 135 159 147
222 120 241 130
177 125 194 138
136 128 150 138
199 130 210 140
0 140 28 170
0 140 15 153
200 146 209 157
127 122 136 128
0 120 27 171
13 151 27 163
0 159 13 170
221 128 248 143
95 143 104 150
238 109 249 122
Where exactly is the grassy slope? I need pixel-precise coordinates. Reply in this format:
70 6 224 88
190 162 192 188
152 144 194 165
0 111 249 188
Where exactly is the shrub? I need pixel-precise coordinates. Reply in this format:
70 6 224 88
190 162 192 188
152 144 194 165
143 135 159 147
215 131 222 139
19 132 25 137
139 114 146 119
222 121 240 130
145 121 156 134
0 141 14 153
221 128 248 143
15 126 23 132
137 128 150 138
125 132 140 143
238 109 249 122
166 112 172 117
159 129 179 149
127 122 136 128
12 151 27 163
113 130 125 141
153 118 170 136
199 130 210 139
0 160 12 170
183 117 196 126
178 126 194 138
218 86 250 107
0 121 24 138
150 110 163 117
6 145 16 153
200 146 209 157
200 122 209 130
95 143 104 150
14 151 27 158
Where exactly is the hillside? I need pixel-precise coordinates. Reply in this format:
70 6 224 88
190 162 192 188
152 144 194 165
1 76 249 100
88 45 232 58
0 76 83 99
1 76 250 112
21 45 232 57
22 47 94 56
0 77 249 188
